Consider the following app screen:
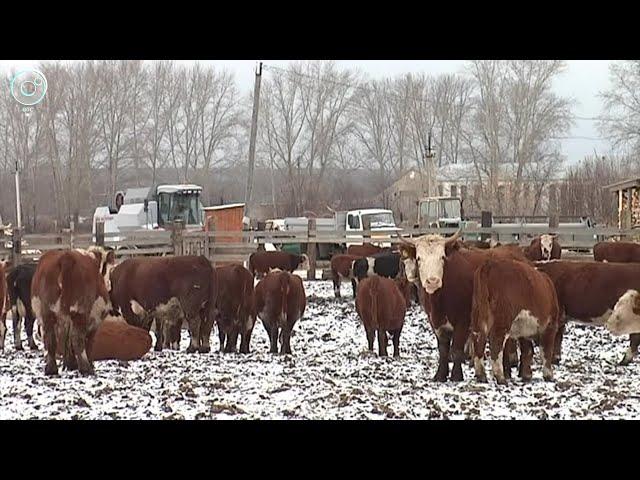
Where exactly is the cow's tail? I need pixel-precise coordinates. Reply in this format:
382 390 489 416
369 276 379 330
280 272 289 328
471 264 490 336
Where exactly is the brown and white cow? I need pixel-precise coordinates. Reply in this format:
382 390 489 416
86 318 152 361
31 247 116 376
471 257 560 384
254 269 306 355
129 297 184 350
248 251 309 279
330 254 360 298
398 233 530 381
593 241 640 263
109 256 217 354
536 260 640 366
0 260 7 352
355 275 407 357
523 234 561 261
214 264 256 353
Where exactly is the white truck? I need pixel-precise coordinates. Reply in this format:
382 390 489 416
272 208 400 259
92 184 205 241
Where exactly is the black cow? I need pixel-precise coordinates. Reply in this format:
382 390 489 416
353 252 401 282
6 263 38 350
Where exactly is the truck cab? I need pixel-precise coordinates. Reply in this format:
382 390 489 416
417 196 463 228
93 184 205 237
345 208 400 247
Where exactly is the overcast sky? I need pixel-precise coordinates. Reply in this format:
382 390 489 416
0 59 613 162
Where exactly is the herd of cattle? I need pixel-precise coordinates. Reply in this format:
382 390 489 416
2 233 640 387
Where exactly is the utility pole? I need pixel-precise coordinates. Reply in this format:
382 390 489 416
15 158 22 230
423 132 436 197
244 62 263 223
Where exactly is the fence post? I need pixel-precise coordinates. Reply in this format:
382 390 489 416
69 221 75 249
481 210 492 243
307 218 317 281
12 227 21 266
171 219 185 256
549 214 559 229
95 219 105 247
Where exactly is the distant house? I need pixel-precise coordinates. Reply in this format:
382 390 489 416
382 162 567 225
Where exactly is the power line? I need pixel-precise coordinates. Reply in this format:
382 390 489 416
262 63 619 124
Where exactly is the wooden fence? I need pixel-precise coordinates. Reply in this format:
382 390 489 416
3 220 640 277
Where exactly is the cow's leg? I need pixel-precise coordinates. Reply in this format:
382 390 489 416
620 333 640 366
186 316 201 354
43 314 59 376
218 327 226 353
239 328 252 354
433 326 452 382
472 332 487 383
70 315 94 376
553 320 566 365
0 314 7 353
351 279 357 298
154 316 164 352
224 328 239 353
332 273 341 299
199 315 213 354
377 328 388 357
540 325 557 382
392 329 401 358
364 326 374 351
450 322 468 382
518 338 534 382
12 306 23 351
269 325 278 354
488 331 507 385
62 320 78 371
25 312 38 350
280 327 292 355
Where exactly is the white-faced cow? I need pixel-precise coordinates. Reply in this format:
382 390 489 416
523 234 561 262
398 232 530 382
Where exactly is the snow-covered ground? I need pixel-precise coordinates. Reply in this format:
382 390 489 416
1 279 640 420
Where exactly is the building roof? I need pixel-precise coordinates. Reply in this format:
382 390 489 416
203 203 245 211
603 178 640 192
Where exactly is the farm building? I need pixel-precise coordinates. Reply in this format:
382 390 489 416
604 178 640 229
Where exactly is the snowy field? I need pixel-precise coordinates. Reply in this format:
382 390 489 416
2 279 640 420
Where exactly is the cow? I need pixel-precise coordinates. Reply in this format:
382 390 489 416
593 241 640 263
0 260 6 352
462 239 491 250
5 262 38 351
31 247 116 376
535 260 640 366
86 318 152 361
607 290 640 336
248 251 309 279
398 232 530 381
330 254 360 298
109 256 217 354
254 269 306 355
347 244 391 257
471 257 560 384
522 234 561 261
355 275 407 357
214 264 256 353
352 252 401 283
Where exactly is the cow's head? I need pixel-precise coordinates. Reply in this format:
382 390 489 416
606 290 640 336
86 246 116 291
398 243 418 284
539 234 556 261
400 230 462 294
298 253 310 271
